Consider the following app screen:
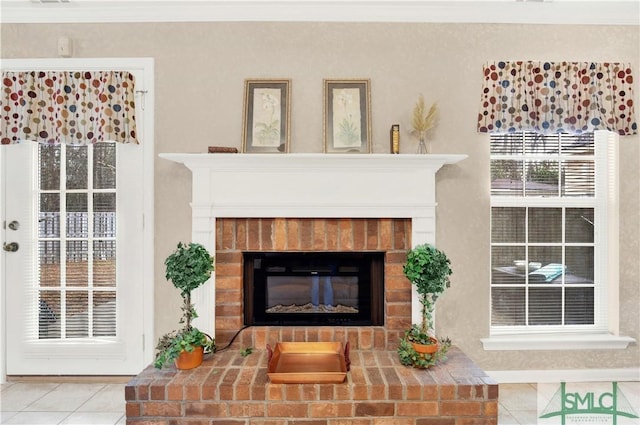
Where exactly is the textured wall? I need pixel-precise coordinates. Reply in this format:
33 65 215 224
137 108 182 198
2 21 638 372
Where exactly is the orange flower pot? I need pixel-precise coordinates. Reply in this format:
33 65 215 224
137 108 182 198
174 346 204 370
411 337 438 355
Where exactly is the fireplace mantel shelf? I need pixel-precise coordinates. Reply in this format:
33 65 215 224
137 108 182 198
160 152 467 334
159 152 467 171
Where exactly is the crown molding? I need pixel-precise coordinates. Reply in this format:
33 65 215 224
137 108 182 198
1 1 638 25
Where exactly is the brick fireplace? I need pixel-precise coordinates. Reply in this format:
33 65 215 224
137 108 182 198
215 217 412 350
124 153 498 425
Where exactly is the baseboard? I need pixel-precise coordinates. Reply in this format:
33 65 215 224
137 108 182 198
486 368 640 383
6 375 134 384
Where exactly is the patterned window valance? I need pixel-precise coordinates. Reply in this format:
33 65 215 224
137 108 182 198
478 61 637 136
1 71 138 144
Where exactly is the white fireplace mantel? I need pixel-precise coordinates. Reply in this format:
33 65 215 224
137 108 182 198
160 153 467 335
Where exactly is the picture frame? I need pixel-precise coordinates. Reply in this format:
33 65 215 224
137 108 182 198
323 79 372 153
242 79 291 153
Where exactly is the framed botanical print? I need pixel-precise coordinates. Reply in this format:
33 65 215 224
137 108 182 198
323 79 372 153
242 79 291 153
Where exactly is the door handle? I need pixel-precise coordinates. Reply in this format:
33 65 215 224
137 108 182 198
8 220 20 230
3 242 19 252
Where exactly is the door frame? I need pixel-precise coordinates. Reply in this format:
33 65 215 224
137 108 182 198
0 58 155 382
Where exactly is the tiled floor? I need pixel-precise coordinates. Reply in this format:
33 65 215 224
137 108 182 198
0 381 126 425
1 381 537 424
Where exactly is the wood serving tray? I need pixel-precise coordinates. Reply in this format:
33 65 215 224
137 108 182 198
267 342 349 384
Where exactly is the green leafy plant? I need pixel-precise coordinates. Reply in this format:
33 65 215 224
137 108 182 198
154 242 216 369
398 336 451 369
240 347 253 357
403 243 452 339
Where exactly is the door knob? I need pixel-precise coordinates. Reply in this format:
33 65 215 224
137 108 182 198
8 220 19 230
3 242 19 252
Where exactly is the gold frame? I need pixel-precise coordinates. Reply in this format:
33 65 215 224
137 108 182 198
323 79 372 153
242 79 291 153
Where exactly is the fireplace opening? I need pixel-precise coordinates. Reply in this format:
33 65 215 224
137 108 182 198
243 251 384 326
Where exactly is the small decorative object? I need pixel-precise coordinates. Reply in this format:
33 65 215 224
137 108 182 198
208 146 239 153
390 124 400 154
323 79 372 153
154 242 216 369
410 95 438 154
267 342 349 384
242 79 291 153
398 243 452 369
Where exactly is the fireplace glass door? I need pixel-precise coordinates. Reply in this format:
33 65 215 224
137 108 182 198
244 252 384 326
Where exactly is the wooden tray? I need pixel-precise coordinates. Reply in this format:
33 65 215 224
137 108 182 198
267 342 348 384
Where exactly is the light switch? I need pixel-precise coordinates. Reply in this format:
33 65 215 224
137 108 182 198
57 36 73 57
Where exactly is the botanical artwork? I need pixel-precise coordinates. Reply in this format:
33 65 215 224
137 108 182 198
331 88 362 148
252 88 282 147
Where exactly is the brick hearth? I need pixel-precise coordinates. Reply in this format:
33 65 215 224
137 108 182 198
125 346 498 425
126 216 498 424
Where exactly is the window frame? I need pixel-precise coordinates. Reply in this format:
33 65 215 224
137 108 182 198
487 130 618 341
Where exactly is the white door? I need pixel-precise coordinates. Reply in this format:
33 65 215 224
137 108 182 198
2 141 145 375
1 58 154 377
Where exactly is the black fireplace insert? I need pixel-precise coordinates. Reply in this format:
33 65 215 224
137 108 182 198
243 251 384 326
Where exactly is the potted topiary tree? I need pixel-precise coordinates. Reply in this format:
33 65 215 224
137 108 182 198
398 243 452 368
154 242 215 369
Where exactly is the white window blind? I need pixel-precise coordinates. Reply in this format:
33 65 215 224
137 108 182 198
490 131 611 333
37 142 117 339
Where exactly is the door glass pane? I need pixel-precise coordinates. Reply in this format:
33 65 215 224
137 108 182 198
66 193 88 238
66 145 87 190
94 241 116 287
39 144 60 190
66 240 88 287
39 194 60 238
94 291 116 336
66 291 88 338
39 241 60 287
39 291 60 339
94 142 116 189
94 193 116 238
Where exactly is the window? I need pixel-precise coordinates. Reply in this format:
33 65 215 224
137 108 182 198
490 131 615 334
38 142 117 339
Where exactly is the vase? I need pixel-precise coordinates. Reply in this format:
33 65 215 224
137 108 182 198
411 337 439 355
417 133 429 154
174 346 204 370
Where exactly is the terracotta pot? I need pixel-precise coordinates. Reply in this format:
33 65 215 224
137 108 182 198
411 337 438 355
175 346 204 370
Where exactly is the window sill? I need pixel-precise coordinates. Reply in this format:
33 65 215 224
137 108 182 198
481 333 636 351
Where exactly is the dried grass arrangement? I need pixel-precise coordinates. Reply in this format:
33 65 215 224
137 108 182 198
410 95 438 153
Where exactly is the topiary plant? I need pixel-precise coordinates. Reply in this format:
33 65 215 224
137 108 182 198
154 242 215 369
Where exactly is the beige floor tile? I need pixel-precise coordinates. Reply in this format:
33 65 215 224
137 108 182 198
499 383 537 411
0 383 60 412
1 411 69 425
23 383 104 412
59 412 123 425
0 412 18 423
77 384 124 413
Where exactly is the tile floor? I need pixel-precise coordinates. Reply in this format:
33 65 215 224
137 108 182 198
1 381 539 424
